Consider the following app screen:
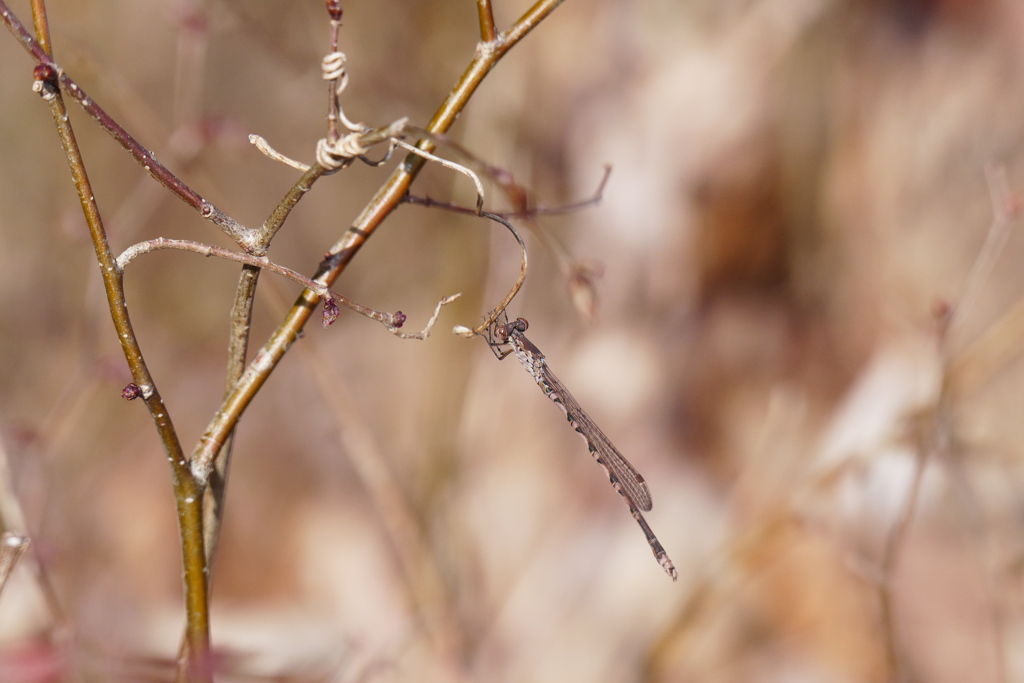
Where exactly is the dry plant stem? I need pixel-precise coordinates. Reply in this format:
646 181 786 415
202 265 260 565
406 164 611 219
197 163 330 564
0 534 29 598
25 17 211 682
452 212 528 336
0 432 65 626
187 0 563 489
477 0 497 42
296 330 465 673
115 238 415 332
28 0 49 53
401 126 603 314
255 163 328 245
326 13 342 145
877 442 929 683
950 165 1018 346
0 1 255 251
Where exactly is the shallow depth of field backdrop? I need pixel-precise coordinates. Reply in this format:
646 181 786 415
3 0 1024 681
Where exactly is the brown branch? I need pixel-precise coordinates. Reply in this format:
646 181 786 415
184 0 565 508
114 238 455 336
22 6 211 679
405 164 612 219
477 0 497 42
450 212 529 337
0 0 256 251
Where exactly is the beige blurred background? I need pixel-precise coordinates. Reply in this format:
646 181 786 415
4 0 1024 681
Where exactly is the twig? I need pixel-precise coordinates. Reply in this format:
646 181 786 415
325 0 344 145
23 4 211 679
393 138 485 212
451 212 529 338
477 0 497 42
876 433 930 683
0 0 256 251
114 237 453 334
184 0 565 511
399 131 607 318
950 164 1020 345
405 164 611 219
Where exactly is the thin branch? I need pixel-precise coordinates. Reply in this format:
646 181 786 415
201 265 259 569
0 0 255 251
115 237 435 332
876 440 929 683
183 0 564 514
950 164 1020 345
393 138 485 212
325 0 344 145
451 212 528 337
405 164 611 219
28 0 49 54
399 126 605 319
25 24 211 683
477 0 497 42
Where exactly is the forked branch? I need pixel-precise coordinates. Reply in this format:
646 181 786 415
115 238 459 337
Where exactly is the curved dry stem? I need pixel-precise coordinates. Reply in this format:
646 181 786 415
451 212 528 338
392 138 485 212
400 126 605 319
405 164 611 219
184 0 564 513
1 1 254 251
22 17 211 683
115 238 450 335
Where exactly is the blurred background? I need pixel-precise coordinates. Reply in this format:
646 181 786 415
3 0 1024 681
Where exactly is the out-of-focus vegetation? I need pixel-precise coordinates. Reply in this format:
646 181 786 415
2 0 1024 681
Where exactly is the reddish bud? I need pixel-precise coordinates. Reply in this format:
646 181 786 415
122 383 143 400
392 311 406 328
33 63 58 85
326 0 343 21
322 297 340 327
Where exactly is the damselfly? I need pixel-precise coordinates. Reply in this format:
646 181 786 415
487 314 677 580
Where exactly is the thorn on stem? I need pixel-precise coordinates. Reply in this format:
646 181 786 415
322 297 340 327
